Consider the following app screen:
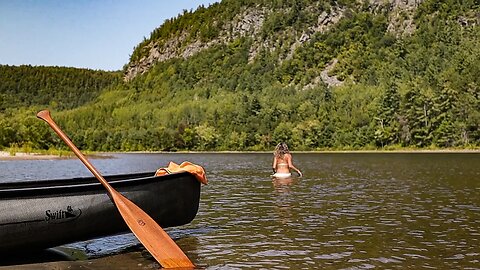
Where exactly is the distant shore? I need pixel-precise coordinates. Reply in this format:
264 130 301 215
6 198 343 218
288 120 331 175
0 151 113 160
0 151 64 160
299 149 480 154
1 149 478 160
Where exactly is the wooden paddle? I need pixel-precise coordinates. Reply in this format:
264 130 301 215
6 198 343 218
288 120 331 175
37 110 194 269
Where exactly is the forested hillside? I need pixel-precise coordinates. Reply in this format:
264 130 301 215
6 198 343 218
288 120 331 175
0 65 120 111
0 65 119 150
1 0 479 152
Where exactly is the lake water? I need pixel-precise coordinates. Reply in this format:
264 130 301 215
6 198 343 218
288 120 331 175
1 152 479 269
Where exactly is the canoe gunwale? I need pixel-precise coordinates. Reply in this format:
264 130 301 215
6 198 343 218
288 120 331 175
0 171 192 198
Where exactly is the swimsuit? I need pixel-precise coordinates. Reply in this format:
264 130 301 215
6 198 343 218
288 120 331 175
272 172 292 178
274 161 291 178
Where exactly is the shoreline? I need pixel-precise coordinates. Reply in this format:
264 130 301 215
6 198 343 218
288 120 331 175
0 151 65 160
1 149 478 160
0 151 114 160
103 149 480 155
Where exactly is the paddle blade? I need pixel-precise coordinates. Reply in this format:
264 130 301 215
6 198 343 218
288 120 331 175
111 191 195 268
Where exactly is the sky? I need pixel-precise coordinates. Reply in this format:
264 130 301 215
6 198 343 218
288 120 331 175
0 0 218 71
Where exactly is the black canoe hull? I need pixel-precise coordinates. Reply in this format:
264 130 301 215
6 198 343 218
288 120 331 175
0 172 200 252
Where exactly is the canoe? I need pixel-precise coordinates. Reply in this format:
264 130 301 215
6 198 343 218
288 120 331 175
0 171 201 253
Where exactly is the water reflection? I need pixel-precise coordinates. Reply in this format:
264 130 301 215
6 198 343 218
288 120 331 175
0 153 479 269
272 176 295 193
272 176 295 225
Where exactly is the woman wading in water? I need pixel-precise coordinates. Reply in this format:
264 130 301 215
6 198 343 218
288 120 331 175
272 142 302 178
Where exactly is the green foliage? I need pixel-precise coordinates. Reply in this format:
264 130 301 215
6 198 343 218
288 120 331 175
0 65 118 150
1 0 479 152
0 65 119 111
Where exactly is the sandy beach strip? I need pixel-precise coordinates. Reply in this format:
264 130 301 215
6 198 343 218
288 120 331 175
0 151 63 160
0 151 114 160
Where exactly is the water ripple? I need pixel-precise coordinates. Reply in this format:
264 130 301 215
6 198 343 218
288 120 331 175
1 152 479 269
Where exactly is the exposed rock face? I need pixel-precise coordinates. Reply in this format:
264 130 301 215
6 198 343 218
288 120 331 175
124 32 190 81
385 0 424 37
231 7 266 37
361 0 424 37
320 59 344 88
303 59 344 90
124 7 266 81
285 6 346 62
124 1 425 82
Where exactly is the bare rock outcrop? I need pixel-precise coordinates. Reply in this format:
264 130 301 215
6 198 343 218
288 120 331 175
124 7 266 81
386 0 424 37
124 1 426 82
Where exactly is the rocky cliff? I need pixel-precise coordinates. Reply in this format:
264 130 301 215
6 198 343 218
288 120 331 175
124 0 424 84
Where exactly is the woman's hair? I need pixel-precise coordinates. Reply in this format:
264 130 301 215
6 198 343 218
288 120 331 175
274 142 290 158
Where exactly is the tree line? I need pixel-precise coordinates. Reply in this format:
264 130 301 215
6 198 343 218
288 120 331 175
0 65 120 111
0 0 478 152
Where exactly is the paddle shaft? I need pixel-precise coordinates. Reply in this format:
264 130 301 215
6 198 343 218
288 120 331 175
36 110 194 268
36 112 114 193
